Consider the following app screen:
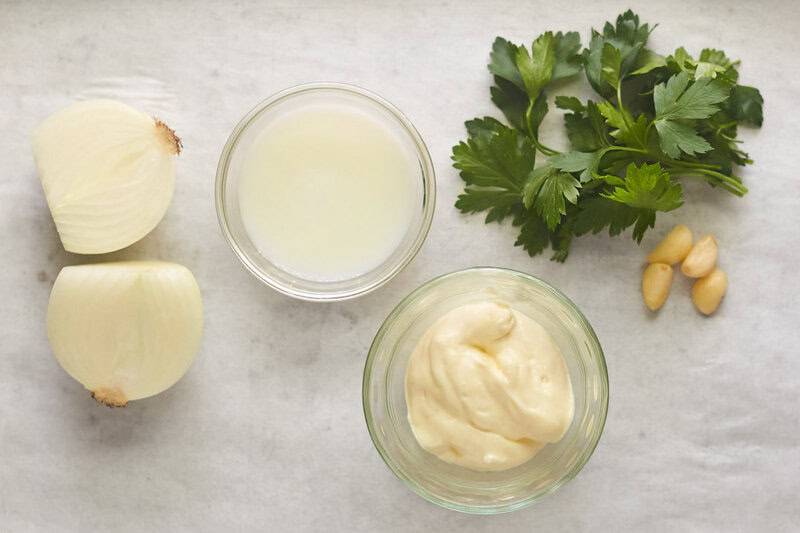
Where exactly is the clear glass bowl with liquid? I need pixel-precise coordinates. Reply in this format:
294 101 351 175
215 83 435 301
362 267 608 514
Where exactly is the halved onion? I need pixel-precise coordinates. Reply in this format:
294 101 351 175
47 261 202 407
33 99 181 254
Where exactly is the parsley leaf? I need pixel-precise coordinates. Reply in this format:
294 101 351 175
552 31 583 81
652 71 729 157
701 49 739 82
630 210 656 242
727 85 764 127
654 120 712 158
490 77 529 132
488 34 563 138
453 119 534 223
575 193 656 243
453 118 534 189
516 33 556 100
654 71 730 120
597 101 648 148
487 38 533 132
465 116 506 140
555 96 584 113
549 220 575 262
630 48 667 75
550 151 600 173
601 43 622 88
695 49 737 81
550 150 605 182
491 32 581 91
559 99 610 151
514 210 551 257
584 10 652 94
669 48 741 83
603 163 683 212
666 47 694 74
489 37 524 89
523 167 581 229
573 196 638 237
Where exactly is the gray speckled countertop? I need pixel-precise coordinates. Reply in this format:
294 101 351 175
1 1 799 531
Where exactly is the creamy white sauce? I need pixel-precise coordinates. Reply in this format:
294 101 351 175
238 103 417 282
405 301 574 471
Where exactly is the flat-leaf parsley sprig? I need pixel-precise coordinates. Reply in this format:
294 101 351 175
453 10 763 261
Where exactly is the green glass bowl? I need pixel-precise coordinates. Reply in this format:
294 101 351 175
362 267 608 514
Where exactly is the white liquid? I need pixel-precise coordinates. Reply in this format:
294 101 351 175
238 102 418 282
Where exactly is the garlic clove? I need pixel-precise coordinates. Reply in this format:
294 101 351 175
32 99 180 254
646 224 693 265
681 235 718 278
46 261 202 406
642 262 674 311
691 268 728 315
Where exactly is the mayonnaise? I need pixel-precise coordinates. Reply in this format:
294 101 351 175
404 301 574 471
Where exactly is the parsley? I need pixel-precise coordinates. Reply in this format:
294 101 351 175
523 167 581 229
453 118 532 223
603 163 683 212
452 10 763 261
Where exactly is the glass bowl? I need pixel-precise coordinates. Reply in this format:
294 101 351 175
362 267 608 514
215 83 435 301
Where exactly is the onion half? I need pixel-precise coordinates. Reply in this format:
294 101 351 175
33 99 180 254
46 261 203 407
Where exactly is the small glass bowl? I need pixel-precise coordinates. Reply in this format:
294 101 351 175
362 267 608 514
215 83 435 301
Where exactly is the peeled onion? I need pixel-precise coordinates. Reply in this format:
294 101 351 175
33 99 181 254
47 261 203 407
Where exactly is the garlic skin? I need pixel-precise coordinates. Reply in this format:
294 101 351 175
47 261 202 407
33 100 181 254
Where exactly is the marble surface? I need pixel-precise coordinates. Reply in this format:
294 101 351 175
1 1 799 531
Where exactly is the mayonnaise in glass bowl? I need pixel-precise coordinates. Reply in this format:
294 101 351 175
362 267 608 514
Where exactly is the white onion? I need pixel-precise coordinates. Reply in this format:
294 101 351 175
47 261 202 407
33 99 180 254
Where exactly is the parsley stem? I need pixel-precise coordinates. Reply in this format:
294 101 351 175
605 145 648 155
662 158 721 171
532 138 560 157
644 121 655 144
604 145 723 172
696 169 748 195
525 100 560 157
715 121 737 134
670 167 748 196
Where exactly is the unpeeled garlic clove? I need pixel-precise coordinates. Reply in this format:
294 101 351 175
681 234 718 278
647 224 693 265
32 99 181 254
642 263 673 311
692 268 728 315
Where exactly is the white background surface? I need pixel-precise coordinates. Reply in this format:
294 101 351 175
1 1 799 531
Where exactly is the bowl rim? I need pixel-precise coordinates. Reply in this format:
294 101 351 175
362 266 609 514
214 82 436 302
